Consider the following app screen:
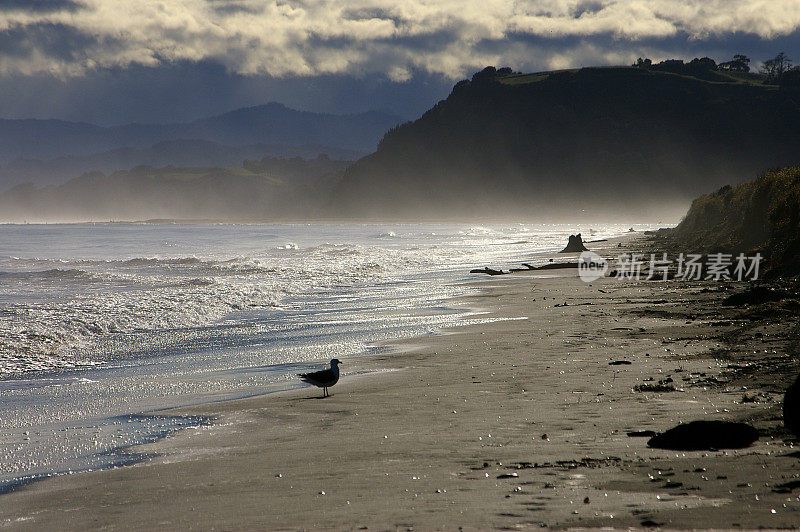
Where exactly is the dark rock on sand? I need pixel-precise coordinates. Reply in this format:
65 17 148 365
773 480 800 493
647 420 759 450
784 374 800 436
626 430 657 438
559 234 588 253
722 286 790 306
633 382 676 392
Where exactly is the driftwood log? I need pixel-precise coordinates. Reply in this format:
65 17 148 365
469 267 506 276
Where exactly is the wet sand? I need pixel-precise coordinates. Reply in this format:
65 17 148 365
2 242 800 530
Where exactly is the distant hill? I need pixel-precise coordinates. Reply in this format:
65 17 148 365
0 139 362 191
0 102 401 172
0 155 350 223
330 66 800 220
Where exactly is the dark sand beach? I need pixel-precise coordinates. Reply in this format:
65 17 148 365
2 238 799 530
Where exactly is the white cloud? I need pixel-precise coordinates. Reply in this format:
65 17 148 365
0 0 799 79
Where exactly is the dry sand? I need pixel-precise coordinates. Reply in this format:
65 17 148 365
2 241 800 530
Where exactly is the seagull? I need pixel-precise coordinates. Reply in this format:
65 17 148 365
298 359 341 397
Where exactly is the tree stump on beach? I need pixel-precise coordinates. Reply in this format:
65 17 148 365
559 234 589 253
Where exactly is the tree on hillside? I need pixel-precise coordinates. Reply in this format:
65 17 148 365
642 57 717 78
687 57 717 71
734 54 751 69
761 52 793 81
658 59 685 72
718 54 751 72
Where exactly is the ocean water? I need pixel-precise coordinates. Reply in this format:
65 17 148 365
0 222 642 490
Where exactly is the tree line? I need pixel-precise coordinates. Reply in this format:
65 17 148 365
634 52 799 87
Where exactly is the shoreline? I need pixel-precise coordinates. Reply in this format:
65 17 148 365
4 235 799 529
3 221 565 493
0 257 527 496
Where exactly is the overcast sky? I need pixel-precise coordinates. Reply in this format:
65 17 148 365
2 0 799 124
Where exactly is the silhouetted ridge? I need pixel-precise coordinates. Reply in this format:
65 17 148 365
0 103 402 161
330 66 800 219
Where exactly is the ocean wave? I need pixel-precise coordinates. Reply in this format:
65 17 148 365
121 257 203 267
0 351 99 375
459 226 498 236
0 242 453 377
0 268 103 283
2 222 604 378
185 277 217 287
493 240 531 245
0 279 285 377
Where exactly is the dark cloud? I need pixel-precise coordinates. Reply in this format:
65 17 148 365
341 7 405 26
0 61 452 125
1 0 799 79
208 1 264 16
0 1 799 125
0 0 84 13
573 1 606 19
0 22 99 62
375 28 463 52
